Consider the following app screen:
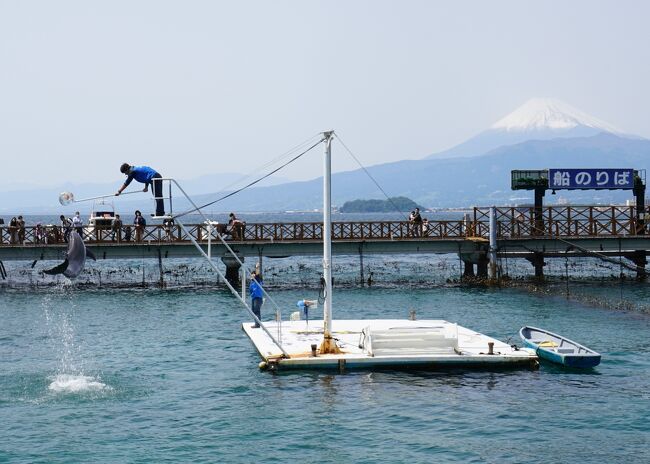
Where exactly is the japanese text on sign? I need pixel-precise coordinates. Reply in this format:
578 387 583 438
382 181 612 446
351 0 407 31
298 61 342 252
548 169 635 189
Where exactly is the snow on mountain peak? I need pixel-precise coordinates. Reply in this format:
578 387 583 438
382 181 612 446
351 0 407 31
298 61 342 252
491 98 620 133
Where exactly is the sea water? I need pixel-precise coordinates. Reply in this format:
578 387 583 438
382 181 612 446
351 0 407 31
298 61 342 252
1 283 649 463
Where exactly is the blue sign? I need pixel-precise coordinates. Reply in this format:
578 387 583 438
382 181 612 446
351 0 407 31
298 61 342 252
548 168 635 190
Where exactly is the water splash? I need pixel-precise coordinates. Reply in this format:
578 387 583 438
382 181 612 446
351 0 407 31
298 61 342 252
41 286 112 395
48 374 111 393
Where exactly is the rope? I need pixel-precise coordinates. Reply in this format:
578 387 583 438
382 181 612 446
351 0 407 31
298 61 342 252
173 135 325 220
213 132 323 194
334 133 410 221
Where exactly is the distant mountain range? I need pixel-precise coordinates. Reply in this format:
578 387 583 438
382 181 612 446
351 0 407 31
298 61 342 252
182 132 649 211
3 98 649 216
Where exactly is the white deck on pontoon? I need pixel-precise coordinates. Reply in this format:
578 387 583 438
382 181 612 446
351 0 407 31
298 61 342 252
243 319 537 370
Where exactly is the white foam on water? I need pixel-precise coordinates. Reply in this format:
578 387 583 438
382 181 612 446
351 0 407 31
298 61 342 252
48 374 111 393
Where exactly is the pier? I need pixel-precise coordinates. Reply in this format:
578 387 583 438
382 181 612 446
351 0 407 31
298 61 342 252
1 205 648 282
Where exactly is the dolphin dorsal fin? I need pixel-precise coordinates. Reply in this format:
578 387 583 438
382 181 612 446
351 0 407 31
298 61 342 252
85 248 97 261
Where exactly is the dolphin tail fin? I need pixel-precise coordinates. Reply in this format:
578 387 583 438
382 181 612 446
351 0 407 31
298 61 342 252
44 259 69 275
85 248 97 261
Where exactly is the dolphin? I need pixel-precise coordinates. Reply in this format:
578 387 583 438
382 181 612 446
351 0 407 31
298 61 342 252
44 231 96 279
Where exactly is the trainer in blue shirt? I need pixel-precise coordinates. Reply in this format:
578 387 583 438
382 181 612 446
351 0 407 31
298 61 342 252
116 163 165 217
249 271 264 328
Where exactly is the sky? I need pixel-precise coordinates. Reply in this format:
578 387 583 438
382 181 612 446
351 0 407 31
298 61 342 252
1 0 649 190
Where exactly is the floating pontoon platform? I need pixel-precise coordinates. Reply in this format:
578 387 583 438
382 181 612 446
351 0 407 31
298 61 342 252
243 319 538 370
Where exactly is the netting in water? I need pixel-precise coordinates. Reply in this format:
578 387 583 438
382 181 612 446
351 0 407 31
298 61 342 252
0 253 644 289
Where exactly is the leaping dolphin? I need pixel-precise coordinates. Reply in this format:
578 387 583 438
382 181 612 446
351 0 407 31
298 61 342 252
44 231 96 279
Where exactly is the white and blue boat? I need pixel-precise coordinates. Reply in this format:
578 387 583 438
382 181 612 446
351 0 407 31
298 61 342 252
519 326 601 368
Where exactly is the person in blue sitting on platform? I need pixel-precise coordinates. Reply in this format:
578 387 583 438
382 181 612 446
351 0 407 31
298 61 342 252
249 267 264 328
116 163 165 217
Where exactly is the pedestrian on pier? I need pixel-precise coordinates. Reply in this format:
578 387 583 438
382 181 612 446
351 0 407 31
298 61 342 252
116 163 165 217
60 215 72 243
163 217 175 242
228 212 245 240
72 212 83 237
410 208 422 237
111 214 123 242
134 210 146 242
17 216 25 244
9 217 18 244
249 266 264 328
35 223 44 244
421 218 430 237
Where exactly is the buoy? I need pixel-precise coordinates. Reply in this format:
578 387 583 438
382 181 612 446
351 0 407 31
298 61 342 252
258 361 268 370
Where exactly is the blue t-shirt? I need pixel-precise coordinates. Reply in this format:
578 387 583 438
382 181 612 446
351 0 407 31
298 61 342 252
123 166 159 187
249 278 263 299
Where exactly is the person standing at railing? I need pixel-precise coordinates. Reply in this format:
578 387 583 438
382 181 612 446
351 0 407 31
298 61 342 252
9 217 18 244
72 212 83 238
134 210 146 242
111 214 123 242
60 215 72 243
421 218 430 237
163 217 175 242
35 223 44 244
17 216 25 244
411 208 422 237
228 212 245 240
116 163 165 217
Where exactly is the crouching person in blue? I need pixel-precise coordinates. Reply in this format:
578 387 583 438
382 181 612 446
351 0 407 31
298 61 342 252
249 271 264 328
116 163 165 217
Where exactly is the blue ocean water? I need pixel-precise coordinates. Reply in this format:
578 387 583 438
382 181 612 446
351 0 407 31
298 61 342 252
1 284 649 463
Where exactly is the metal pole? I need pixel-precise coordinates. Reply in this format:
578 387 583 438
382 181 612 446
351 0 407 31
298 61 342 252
207 222 212 260
157 248 164 288
359 245 364 287
320 131 339 354
489 206 498 280
168 180 173 216
242 266 246 300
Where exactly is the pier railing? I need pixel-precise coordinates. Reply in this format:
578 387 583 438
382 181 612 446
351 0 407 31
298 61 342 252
472 205 642 237
0 206 646 246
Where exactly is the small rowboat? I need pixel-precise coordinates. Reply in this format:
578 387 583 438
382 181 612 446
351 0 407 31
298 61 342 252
519 326 601 368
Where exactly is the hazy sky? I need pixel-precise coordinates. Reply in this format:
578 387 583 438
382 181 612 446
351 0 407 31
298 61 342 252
1 0 649 189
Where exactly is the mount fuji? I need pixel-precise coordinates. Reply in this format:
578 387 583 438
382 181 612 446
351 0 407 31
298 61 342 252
426 98 636 159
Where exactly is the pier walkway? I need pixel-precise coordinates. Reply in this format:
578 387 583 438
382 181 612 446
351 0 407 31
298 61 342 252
1 206 649 278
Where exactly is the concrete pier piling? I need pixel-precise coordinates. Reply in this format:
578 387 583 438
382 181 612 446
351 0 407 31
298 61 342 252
221 255 243 287
526 253 546 280
626 250 647 280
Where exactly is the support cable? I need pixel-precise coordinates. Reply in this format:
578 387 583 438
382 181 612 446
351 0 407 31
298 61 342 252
210 132 323 198
334 133 410 221
173 135 325 220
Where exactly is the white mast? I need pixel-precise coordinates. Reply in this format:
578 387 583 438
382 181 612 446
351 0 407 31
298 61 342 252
320 130 340 354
